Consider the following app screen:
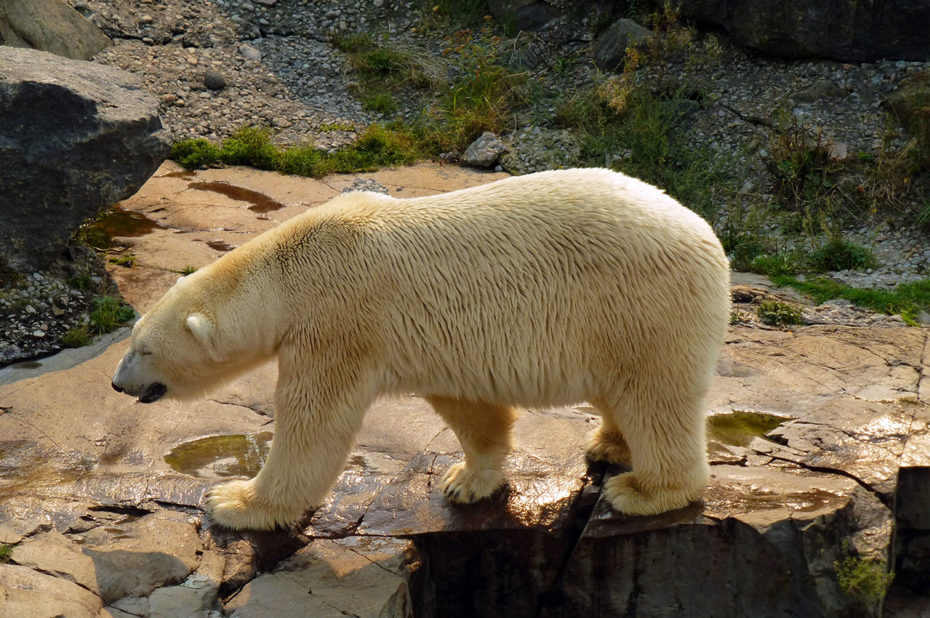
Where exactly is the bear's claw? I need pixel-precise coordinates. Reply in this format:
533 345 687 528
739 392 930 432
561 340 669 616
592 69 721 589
440 461 505 504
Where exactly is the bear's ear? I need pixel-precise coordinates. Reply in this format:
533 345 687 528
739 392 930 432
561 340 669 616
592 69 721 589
185 313 214 347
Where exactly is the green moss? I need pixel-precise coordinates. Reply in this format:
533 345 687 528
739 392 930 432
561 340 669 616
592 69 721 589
834 556 894 604
0 544 11 562
757 300 804 327
708 411 788 447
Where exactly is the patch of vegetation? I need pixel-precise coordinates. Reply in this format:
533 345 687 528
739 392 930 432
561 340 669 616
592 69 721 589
0 544 11 562
834 556 894 605
89 296 135 334
757 300 804 327
425 32 527 153
172 124 421 177
767 121 842 213
108 253 136 268
318 122 356 132
179 266 197 276
362 92 399 115
807 237 877 272
62 324 92 348
68 273 92 290
772 276 930 326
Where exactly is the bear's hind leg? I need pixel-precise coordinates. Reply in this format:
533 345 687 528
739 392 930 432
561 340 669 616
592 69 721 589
585 402 632 465
602 387 710 516
426 396 517 504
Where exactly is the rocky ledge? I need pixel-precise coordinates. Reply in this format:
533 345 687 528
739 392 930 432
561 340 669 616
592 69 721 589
0 165 927 616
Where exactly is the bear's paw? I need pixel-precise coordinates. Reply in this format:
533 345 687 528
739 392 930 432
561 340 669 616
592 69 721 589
584 426 632 465
604 472 699 516
440 461 505 504
205 479 300 531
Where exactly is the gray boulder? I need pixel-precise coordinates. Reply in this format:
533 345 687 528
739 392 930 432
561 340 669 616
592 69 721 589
666 0 930 61
487 0 557 31
0 0 111 61
593 18 653 71
0 47 169 274
463 132 507 168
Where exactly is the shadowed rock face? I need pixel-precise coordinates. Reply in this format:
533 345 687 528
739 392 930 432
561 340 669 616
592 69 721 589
0 164 927 616
667 0 930 61
0 47 168 274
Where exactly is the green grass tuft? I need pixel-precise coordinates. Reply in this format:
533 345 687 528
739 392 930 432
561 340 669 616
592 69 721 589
757 300 804 327
89 296 136 335
0 544 11 562
62 324 92 348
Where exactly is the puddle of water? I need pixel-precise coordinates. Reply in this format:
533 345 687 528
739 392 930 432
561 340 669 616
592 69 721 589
708 411 790 447
83 206 162 248
206 240 235 252
12 361 42 369
161 170 197 180
164 432 273 479
189 181 284 213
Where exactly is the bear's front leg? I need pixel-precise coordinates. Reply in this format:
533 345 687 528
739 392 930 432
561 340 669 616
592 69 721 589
205 343 376 530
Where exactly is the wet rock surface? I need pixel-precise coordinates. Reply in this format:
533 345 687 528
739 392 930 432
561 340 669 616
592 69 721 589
0 165 927 616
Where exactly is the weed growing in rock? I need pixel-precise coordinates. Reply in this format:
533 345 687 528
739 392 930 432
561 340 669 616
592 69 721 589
757 300 804 327
108 253 136 268
62 324 92 348
0 544 11 562
834 556 894 605
180 266 197 276
89 296 135 334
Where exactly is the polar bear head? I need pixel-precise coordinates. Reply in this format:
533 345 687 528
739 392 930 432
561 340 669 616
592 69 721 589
111 273 273 403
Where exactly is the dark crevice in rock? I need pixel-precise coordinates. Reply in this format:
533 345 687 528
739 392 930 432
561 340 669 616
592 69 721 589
207 398 273 418
716 103 775 128
765 452 893 509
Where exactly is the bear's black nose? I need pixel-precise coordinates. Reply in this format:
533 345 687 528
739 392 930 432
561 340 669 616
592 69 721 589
111 382 124 393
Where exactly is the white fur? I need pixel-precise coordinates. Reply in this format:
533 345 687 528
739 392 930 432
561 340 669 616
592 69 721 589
112 168 731 530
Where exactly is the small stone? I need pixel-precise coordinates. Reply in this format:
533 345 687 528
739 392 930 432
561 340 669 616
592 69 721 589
204 71 227 91
139 14 153 24
25 305 36 314
255 0 277 5
32 330 46 338
239 44 262 61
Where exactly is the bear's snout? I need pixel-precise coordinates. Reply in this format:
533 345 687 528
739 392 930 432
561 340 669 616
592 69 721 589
111 381 124 393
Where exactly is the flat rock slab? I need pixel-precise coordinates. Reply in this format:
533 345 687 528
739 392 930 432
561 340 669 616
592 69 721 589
0 163 927 616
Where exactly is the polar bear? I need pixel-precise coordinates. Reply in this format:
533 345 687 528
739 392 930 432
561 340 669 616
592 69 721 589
111 168 730 531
